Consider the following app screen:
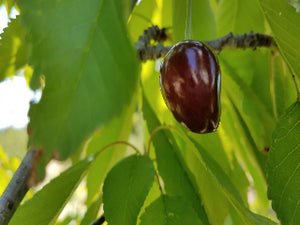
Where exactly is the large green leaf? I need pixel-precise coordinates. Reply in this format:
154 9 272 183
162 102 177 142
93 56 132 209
143 93 209 225
217 0 265 35
18 0 138 175
103 155 155 225
140 195 203 225
173 0 216 42
267 101 300 225
0 16 28 81
259 0 300 80
10 155 95 225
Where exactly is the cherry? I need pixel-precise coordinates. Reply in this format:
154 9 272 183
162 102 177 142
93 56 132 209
160 40 221 133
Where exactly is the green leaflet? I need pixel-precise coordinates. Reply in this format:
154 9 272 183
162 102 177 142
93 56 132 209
259 0 300 80
10 155 95 225
103 155 155 225
267 102 300 225
140 195 203 225
18 0 138 179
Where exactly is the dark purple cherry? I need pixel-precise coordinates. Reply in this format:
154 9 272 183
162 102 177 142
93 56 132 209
160 40 221 133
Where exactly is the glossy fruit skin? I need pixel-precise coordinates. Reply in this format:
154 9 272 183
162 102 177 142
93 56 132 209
160 40 221 133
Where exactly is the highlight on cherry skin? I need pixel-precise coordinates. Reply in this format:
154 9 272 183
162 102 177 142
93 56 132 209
160 40 221 133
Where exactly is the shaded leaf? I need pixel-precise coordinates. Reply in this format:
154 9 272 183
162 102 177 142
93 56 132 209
10 155 95 225
140 195 203 225
18 0 138 178
103 155 155 225
0 16 28 81
259 0 300 80
143 93 209 225
267 101 300 225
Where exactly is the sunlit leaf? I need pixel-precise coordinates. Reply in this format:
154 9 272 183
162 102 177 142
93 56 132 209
189 137 276 225
140 195 203 225
217 0 265 35
173 0 216 42
259 0 300 80
10 155 95 225
18 0 138 178
267 101 300 225
0 16 28 82
103 155 155 225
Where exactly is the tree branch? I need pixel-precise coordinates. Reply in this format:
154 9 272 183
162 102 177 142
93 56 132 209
135 26 276 62
0 148 42 225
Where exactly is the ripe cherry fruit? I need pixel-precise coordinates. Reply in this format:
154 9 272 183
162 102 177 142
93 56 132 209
160 40 221 133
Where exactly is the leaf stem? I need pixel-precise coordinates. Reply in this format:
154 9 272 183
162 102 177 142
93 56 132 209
97 140 140 156
146 124 175 156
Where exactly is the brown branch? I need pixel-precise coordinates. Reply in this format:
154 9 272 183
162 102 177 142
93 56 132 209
135 26 276 62
0 148 42 225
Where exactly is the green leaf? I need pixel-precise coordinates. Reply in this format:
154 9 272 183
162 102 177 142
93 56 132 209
10 155 95 225
85 95 136 204
142 93 209 225
189 138 277 225
18 0 138 175
259 0 300 80
80 196 102 225
220 54 275 151
217 0 265 35
103 155 155 225
269 52 297 119
172 0 216 42
0 16 28 81
140 195 203 225
267 101 300 225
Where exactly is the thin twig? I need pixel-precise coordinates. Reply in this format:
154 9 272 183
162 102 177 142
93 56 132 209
0 148 42 225
135 26 276 62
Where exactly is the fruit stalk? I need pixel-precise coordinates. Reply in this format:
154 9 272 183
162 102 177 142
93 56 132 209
135 26 276 61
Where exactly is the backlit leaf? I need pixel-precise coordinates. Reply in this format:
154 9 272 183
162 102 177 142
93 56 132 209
259 0 300 80
0 16 28 81
18 0 138 178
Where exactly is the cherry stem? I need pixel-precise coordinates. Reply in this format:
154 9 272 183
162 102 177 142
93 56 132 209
97 140 140 156
146 124 175 156
135 26 276 62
